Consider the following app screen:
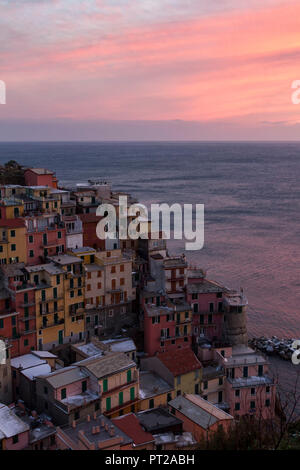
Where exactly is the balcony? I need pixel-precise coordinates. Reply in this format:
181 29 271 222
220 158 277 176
41 319 64 329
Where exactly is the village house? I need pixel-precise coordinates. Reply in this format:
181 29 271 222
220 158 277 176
75 352 139 417
35 365 101 425
168 394 234 443
141 348 202 396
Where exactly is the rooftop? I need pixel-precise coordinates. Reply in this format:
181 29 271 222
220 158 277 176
48 254 82 265
0 403 30 439
25 263 64 275
11 353 46 370
112 413 154 446
187 279 225 294
101 338 136 353
76 352 135 379
139 371 173 399
42 366 89 388
157 349 202 377
61 414 132 449
136 407 182 433
169 394 233 429
26 168 54 175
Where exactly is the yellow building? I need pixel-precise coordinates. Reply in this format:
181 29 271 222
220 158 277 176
25 186 61 214
48 255 85 344
141 348 202 397
0 219 27 265
0 199 24 219
77 352 139 418
25 263 65 349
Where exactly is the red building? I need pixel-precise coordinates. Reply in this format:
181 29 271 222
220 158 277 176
186 269 225 345
24 168 58 188
25 216 66 265
79 213 105 251
143 293 192 356
0 264 36 357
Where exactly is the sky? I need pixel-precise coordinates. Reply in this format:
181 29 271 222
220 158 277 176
1 0 300 140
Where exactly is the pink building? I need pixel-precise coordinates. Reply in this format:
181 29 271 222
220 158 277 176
0 403 30 450
24 168 58 188
219 345 276 420
187 269 225 345
25 215 66 265
143 294 192 356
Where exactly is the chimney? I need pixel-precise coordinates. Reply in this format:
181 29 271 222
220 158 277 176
87 414 91 422
72 420 76 429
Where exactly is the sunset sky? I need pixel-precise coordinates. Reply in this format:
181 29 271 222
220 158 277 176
1 0 300 140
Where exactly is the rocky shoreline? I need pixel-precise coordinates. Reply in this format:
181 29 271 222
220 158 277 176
249 336 299 361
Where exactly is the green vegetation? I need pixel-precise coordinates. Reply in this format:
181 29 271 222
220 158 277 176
0 160 25 185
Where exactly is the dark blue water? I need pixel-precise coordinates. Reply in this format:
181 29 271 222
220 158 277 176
0 141 299 339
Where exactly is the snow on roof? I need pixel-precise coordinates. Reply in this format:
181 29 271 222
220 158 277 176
11 354 46 370
0 404 29 438
21 363 51 381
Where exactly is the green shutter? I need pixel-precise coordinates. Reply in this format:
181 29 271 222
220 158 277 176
106 397 111 411
103 378 108 392
119 391 123 405
127 369 132 383
130 387 135 401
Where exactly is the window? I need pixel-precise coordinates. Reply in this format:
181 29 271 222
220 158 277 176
95 402 100 411
127 369 132 383
120 278 124 286
44 386 48 395
10 230 16 238
24 339 29 347
53 287 57 299
11 244 16 251
120 264 124 272
56 275 60 285
218 302 223 312
193 303 198 313
149 398 154 409
250 401 256 410
130 387 135 401
217 292 222 298
266 386 270 393
61 388 67 400
41 290 46 301
203 381 208 389
265 399 270 407
12 435 19 444
251 387 256 396
111 266 116 273
29 250 34 258
103 378 108 392
208 314 212 324
58 231 62 239
82 381 87 393
74 411 80 420
106 397 111 410
29 235 34 243
199 314 204 324
119 391 123 405
209 303 214 313
219 377 223 386
192 293 197 300
235 403 240 411
0 319 3 329
235 389 240 397
258 365 263 377
243 366 248 378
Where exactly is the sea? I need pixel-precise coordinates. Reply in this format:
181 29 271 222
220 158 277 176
0 141 299 411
